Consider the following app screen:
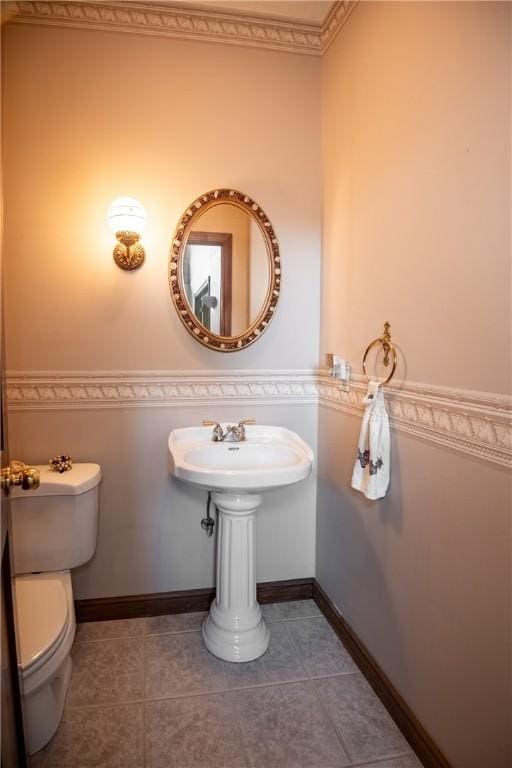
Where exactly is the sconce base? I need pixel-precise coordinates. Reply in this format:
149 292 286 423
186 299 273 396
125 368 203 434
113 231 145 271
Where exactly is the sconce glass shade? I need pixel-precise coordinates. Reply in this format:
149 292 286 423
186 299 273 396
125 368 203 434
107 197 147 235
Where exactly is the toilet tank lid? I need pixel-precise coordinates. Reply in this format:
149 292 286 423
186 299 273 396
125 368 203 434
11 463 102 497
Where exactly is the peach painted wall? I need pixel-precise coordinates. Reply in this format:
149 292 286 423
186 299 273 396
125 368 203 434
318 3 511 768
321 1 511 393
2 24 321 371
2 24 321 597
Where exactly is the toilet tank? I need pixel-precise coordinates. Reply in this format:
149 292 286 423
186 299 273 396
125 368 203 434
10 463 101 575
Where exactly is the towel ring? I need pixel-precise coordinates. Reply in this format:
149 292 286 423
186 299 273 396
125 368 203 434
362 322 397 385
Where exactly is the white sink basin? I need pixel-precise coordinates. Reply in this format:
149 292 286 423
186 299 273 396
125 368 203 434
168 423 314 664
169 425 313 492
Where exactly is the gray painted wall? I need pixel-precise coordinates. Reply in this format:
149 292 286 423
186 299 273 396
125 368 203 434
9 403 317 600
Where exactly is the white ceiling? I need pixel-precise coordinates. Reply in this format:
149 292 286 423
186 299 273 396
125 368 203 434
169 1 336 25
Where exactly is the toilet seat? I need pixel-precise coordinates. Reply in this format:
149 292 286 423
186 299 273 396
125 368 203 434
14 571 76 755
14 570 76 697
15 573 69 676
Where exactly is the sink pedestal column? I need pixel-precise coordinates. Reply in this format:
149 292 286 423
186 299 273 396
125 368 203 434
202 492 270 662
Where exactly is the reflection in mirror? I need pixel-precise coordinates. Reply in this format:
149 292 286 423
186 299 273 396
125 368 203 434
184 231 232 335
183 204 270 338
170 189 280 352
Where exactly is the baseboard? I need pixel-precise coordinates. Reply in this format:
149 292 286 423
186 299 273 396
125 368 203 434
74 577 314 623
312 580 451 768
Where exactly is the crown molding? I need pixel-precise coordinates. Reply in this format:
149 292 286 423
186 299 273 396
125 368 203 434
6 369 512 468
5 1 358 55
321 0 357 53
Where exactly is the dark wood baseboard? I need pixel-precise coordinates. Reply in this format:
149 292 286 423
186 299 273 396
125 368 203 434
75 577 313 623
312 580 451 768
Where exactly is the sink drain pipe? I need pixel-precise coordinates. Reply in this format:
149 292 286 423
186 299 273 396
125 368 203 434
201 491 217 537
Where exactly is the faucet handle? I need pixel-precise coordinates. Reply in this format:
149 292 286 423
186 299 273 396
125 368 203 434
203 420 224 441
234 418 255 442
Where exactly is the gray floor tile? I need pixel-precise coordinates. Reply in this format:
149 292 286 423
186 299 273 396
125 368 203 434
286 617 357 677
315 674 411 763
75 618 144 642
261 600 322 621
145 630 228 699
145 693 247 768
40 602 422 768
233 681 350 767
145 611 208 635
226 622 307 688
261 599 322 622
66 637 144 707
357 756 423 768
41 704 143 768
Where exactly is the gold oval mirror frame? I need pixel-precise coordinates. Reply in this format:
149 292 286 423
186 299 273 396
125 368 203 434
169 189 281 351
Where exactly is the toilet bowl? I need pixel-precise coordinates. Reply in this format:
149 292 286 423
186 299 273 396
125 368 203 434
14 571 75 755
10 463 101 755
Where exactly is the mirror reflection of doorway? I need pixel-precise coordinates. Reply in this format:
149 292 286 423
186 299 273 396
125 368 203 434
184 232 232 335
194 277 212 330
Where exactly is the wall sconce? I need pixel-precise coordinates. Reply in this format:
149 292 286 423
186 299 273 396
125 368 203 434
107 197 147 271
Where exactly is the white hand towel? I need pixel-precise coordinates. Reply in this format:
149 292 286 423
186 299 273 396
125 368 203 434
351 380 390 500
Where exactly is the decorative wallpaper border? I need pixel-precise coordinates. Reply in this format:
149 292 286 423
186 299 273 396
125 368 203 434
318 374 512 469
6 370 512 468
5 1 358 56
6 370 319 409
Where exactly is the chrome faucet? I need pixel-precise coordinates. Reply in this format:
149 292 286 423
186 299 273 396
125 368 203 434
225 419 256 442
202 420 225 441
203 419 256 442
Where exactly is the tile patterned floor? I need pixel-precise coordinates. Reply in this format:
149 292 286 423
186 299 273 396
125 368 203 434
31 601 424 768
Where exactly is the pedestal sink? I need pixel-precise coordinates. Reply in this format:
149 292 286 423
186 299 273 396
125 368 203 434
168 424 314 662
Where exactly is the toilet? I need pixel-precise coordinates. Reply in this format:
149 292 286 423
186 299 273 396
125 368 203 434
10 463 101 755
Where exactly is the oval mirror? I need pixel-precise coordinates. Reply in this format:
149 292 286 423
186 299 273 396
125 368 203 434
169 189 281 351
